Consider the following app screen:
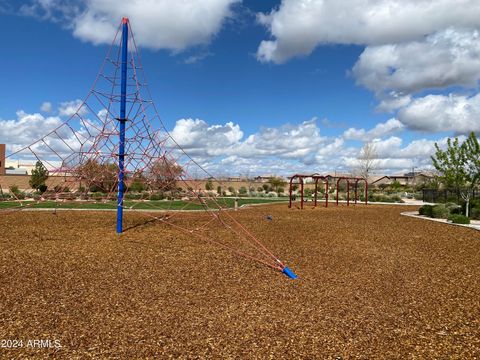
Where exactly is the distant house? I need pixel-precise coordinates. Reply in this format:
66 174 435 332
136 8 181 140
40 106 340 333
5 168 28 175
253 175 277 182
227 176 244 182
371 172 433 187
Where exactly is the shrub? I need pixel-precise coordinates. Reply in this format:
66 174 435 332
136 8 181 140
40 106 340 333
390 195 404 203
445 202 462 215
149 193 164 201
448 214 470 224
93 192 105 200
468 199 480 219
9 184 20 195
125 193 142 200
0 193 12 200
238 187 247 195
419 205 434 217
470 207 480 220
368 193 404 203
431 204 449 219
38 184 48 193
205 180 213 191
129 181 146 193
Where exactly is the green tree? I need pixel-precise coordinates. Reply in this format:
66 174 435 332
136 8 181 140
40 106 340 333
390 180 402 192
76 159 118 193
268 176 286 193
147 157 183 191
29 161 49 191
129 179 146 192
239 186 247 195
432 133 480 217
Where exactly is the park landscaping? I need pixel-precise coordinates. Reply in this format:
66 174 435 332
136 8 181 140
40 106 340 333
1 203 479 358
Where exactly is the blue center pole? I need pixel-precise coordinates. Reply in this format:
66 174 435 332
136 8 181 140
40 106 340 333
117 17 129 234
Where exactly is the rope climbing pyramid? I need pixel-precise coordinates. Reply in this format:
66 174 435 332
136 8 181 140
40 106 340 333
2 18 297 279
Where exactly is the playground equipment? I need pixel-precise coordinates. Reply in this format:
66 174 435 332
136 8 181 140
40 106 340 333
1 18 297 279
289 174 368 209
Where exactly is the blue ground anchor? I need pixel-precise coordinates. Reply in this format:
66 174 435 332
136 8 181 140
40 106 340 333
282 267 298 279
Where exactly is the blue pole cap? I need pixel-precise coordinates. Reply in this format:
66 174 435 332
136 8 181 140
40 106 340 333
282 267 298 279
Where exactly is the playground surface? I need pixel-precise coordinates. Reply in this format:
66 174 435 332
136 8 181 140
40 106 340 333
1 204 479 358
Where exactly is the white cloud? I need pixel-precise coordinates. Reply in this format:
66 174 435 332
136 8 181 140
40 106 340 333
0 105 457 176
40 101 53 113
170 118 243 156
343 118 404 141
170 118 327 161
235 119 325 159
23 0 239 51
257 0 480 63
183 51 213 65
58 99 86 117
168 117 438 174
344 135 458 172
375 93 412 113
0 111 63 151
353 28 480 95
397 93 480 133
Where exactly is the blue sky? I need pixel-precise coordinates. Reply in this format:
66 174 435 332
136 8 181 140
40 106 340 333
1 0 480 176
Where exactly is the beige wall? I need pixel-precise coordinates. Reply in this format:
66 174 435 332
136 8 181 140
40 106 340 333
0 144 5 176
0 175 285 193
0 175 78 192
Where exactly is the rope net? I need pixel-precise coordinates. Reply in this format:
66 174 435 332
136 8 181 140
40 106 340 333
1 20 286 272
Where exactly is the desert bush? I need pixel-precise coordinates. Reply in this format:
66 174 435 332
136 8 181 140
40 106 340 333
470 207 480 220
368 193 404 203
419 205 434 217
92 192 105 200
9 184 20 195
149 193 164 201
125 193 142 200
431 204 449 219
205 180 213 191
129 181 146 193
0 193 12 200
448 214 470 224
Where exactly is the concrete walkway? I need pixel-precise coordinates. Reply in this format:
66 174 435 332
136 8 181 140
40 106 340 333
401 211 480 232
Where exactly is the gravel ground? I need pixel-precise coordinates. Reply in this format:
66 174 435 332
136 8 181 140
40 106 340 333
1 204 479 359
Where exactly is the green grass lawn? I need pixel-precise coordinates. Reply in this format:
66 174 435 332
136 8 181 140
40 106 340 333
0 197 287 211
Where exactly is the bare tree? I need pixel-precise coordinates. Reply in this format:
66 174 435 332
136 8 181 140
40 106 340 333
354 142 378 182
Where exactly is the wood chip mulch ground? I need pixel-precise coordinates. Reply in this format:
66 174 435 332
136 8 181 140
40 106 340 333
1 204 479 358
